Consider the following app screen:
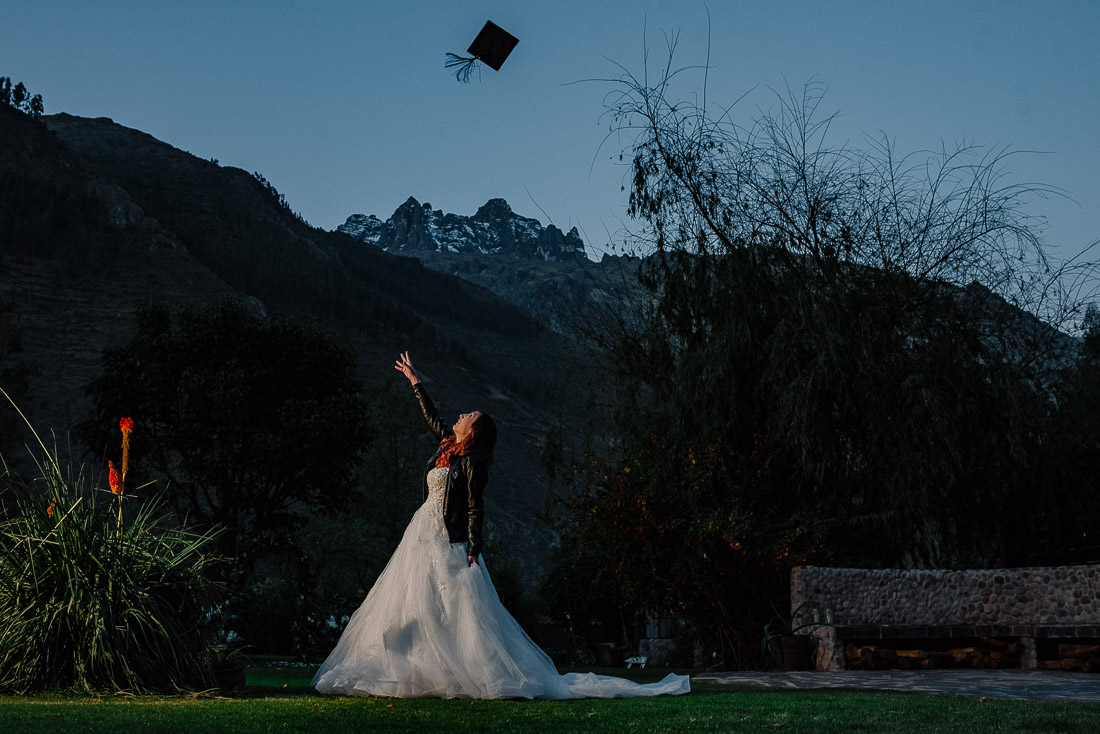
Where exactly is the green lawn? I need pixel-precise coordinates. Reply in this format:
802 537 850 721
1 662 1096 733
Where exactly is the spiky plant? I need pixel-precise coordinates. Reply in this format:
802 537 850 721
0 388 225 693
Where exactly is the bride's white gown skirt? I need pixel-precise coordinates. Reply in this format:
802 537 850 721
312 468 690 699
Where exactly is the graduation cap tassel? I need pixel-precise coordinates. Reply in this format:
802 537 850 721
445 52 480 84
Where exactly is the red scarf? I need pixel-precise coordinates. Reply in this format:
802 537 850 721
434 435 464 468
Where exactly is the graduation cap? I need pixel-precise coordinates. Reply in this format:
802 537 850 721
445 20 519 83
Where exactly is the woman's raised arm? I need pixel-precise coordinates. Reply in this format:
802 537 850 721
397 352 449 441
395 351 420 385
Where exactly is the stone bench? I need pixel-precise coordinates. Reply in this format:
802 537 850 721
790 565 1100 671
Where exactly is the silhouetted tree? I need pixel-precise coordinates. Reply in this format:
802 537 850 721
252 170 309 225
552 47 1099 666
0 77 44 117
78 299 371 571
1032 304 1100 562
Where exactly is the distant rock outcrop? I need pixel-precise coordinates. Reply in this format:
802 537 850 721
338 198 640 334
340 196 586 262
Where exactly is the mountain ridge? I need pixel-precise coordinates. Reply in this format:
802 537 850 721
340 196 587 262
337 198 644 335
0 106 587 581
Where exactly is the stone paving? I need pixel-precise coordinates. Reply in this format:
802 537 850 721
694 670 1100 702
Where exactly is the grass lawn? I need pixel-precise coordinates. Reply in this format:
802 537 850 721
1 662 1097 733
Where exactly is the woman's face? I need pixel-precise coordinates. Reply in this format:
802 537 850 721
453 411 483 443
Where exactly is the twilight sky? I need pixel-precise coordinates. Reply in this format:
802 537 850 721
5 1 1098 270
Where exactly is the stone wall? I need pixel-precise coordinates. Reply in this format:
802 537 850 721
790 565 1100 628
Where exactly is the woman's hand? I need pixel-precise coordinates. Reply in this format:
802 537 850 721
395 351 420 385
467 555 478 567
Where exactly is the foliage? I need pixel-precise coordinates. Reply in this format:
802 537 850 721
0 296 36 458
295 507 393 656
551 47 1100 667
292 372 427 657
74 295 542 656
0 77 43 117
251 171 310 226
602 53 1097 566
541 529 624 632
77 299 372 653
1029 304 1100 561
204 644 249 672
79 299 370 558
355 374 434 547
760 602 823 660
0 395 223 693
553 434 807 668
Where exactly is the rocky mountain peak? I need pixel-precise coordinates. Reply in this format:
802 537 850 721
337 197 586 262
473 198 514 221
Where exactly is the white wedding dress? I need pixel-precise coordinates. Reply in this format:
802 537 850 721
312 467 690 699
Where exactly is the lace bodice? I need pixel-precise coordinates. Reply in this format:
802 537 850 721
426 466 449 513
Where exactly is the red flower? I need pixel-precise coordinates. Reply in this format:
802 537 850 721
108 460 121 494
47 499 55 518
119 416 132 487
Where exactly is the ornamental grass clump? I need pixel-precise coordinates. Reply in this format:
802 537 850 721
0 387 224 694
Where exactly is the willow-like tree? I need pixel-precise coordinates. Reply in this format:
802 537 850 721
557 48 1099 665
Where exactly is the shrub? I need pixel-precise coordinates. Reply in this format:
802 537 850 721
0 393 224 693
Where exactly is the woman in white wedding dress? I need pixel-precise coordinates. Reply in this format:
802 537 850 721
311 352 690 699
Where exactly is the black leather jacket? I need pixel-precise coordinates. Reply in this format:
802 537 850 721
412 382 487 558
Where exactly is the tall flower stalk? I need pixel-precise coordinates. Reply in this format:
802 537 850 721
112 416 133 536
120 416 133 485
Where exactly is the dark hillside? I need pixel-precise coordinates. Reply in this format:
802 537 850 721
40 113 541 339
0 104 237 455
0 109 582 578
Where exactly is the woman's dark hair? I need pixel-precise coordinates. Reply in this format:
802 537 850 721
463 412 497 464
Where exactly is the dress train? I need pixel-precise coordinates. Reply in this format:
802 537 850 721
312 468 690 699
